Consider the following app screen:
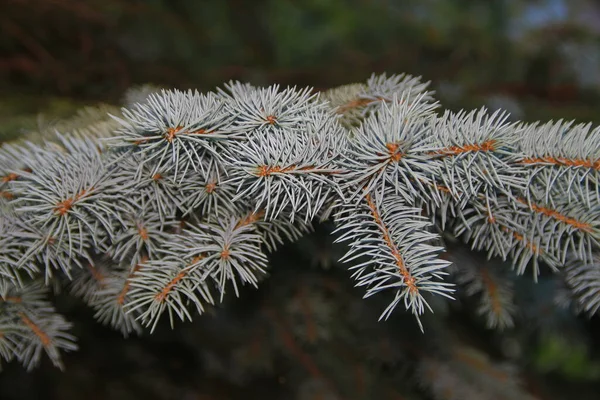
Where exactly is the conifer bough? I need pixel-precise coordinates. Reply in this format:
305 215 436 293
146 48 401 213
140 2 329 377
0 73 598 371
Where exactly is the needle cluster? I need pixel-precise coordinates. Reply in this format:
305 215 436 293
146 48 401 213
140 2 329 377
0 73 598 371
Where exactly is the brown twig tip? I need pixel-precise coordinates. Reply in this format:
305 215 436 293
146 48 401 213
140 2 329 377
133 138 149 146
178 219 187 231
235 210 266 229
488 210 543 255
165 126 183 142
152 173 162 181
365 194 418 294
220 247 230 260
54 187 93 216
205 182 217 193
54 198 73 215
265 115 277 125
513 231 540 254
155 269 188 302
0 191 14 199
256 165 295 177
480 269 502 315
517 198 593 232
255 164 338 177
436 184 452 194
117 257 147 305
2 172 19 183
87 263 106 284
75 187 91 201
336 97 385 114
520 155 600 170
0 296 22 303
190 254 206 265
502 227 542 255
116 286 130 306
386 142 403 162
19 313 51 347
434 139 497 156
139 227 149 241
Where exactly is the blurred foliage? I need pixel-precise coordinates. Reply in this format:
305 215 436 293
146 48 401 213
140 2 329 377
534 334 600 381
2 0 600 138
1 0 600 113
0 96 86 143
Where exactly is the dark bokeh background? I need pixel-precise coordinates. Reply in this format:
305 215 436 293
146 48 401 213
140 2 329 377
2 0 600 130
1 1 600 399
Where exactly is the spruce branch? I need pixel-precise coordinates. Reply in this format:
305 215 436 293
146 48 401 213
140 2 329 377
90 257 147 337
324 73 434 128
429 107 527 199
169 217 269 300
450 249 516 330
563 254 600 316
339 94 441 207
126 255 213 333
0 72 599 371
518 120 600 206
334 190 454 328
111 89 236 180
0 280 76 371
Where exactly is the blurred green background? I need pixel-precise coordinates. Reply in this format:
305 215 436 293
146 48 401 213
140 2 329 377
2 0 600 140
1 1 600 399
